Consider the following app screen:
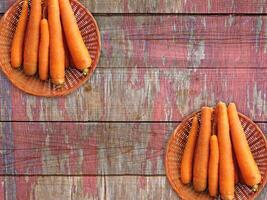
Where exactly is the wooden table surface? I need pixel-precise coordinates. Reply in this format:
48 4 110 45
0 0 267 199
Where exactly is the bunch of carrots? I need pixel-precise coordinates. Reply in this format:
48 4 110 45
11 0 92 85
180 102 261 200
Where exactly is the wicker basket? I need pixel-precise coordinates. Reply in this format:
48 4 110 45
165 111 267 200
0 0 101 97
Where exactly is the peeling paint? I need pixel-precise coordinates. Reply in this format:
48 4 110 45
250 82 267 119
187 40 205 68
256 16 263 52
264 18 267 53
228 15 235 27
208 0 211 12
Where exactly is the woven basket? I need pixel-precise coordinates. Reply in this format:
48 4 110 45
0 0 101 97
165 111 267 200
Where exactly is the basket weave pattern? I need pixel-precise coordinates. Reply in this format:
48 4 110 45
165 111 267 200
0 0 101 97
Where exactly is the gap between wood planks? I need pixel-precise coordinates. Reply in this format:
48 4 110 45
2 12 267 17
90 13 267 17
4 12 267 16
0 121 266 123
0 174 166 177
0 12 266 122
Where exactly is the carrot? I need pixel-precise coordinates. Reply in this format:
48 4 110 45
208 135 219 197
11 0 28 69
59 0 92 75
233 149 239 184
38 18 49 81
62 33 70 68
193 107 212 192
48 0 65 85
213 106 218 127
228 103 261 191
217 102 235 200
180 116 199 184
23 0 41 75
239 168 246 185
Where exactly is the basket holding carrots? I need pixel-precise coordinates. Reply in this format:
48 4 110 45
180 102 262 199
10 0 92 85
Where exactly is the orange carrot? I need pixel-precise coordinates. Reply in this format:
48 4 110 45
59 0 92 75
239 168 246 185
180 116 199 184
193 107 212 192
11 0 28 69
228 103 261 191
38 18 49 81
233 149 239 184
217 102 235 200
208 135 219 197
48 0 65 85
23 0 42 75
213 106 218 128
62 33 70 68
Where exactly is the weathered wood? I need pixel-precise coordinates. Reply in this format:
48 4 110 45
98 15 267 69
3 15 267 70
0 175 266 200
0 68 266 121
0 122 266 175
0 176 178 200
2 0 267 14
0 122 176 175
0 15 266 121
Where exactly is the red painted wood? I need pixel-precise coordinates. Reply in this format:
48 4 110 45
0 177 4 200
1 0 267 14
2 68 264 121
0 175 267 200
0 122 266 175
100 15 267 69
0 176 178 200
15 176 36 200
0 15 266 121
0 1 266 200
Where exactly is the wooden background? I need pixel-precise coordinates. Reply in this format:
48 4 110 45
0 0 267 199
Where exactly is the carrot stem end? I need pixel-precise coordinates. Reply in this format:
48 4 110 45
252 184 259 192
83 68 89 76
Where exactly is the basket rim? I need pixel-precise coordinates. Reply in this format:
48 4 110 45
0 0 101 97
165 110 267 200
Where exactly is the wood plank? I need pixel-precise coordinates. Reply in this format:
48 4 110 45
98 15 267 69
0 15 266 121
3 15 267 70
0 68 266 121
0 175 266 200
0 122 266 175
0 176 178 200
2 15 267 71
2 0 267 14
0 15 267 121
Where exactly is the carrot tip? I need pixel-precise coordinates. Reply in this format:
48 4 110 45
252 185 259 192
83 68 89 76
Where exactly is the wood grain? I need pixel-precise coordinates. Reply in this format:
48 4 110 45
0 16 267 121
0 176 178 200
98 15 267 69
0 68 265 121
0 122 266 175
0 15 266 121
0 1 266 200
1 0 267 14
3 15 267 70
79 0 267 14
0 175 266 200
